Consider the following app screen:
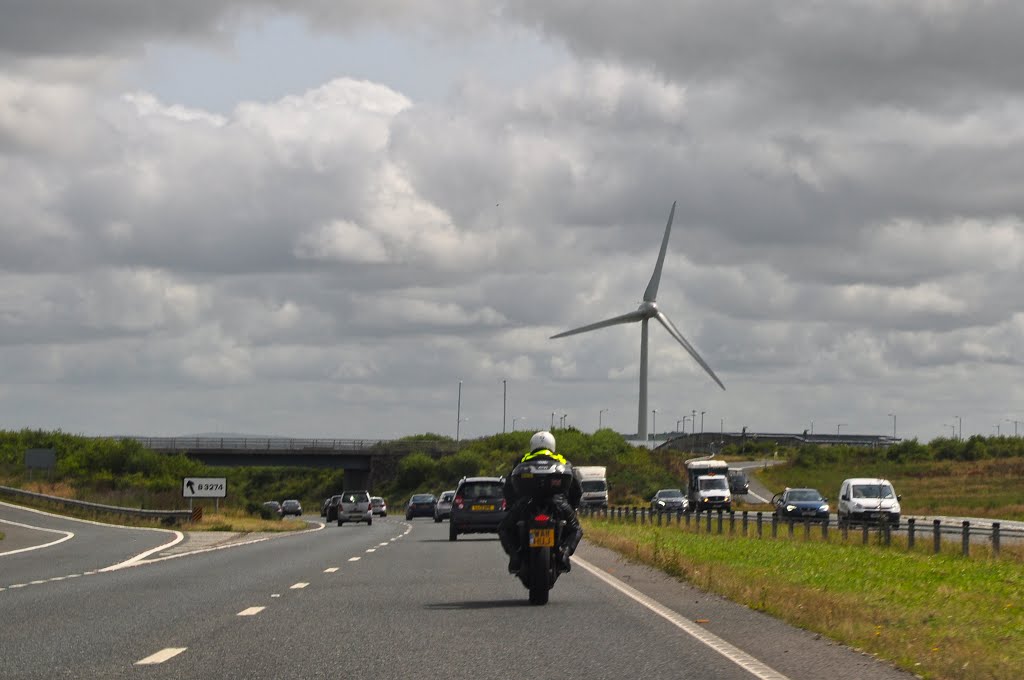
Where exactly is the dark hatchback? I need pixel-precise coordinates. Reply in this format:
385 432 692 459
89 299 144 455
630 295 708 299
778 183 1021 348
405 493 436 520
449 477 507 541
772 488 830 522
323 494 342 522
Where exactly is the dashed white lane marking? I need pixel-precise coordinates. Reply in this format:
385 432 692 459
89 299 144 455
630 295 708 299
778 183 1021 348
135 648 187 665
9 584 26 589
29 580 45 585
324 567 339 573
66 574 80 578
49 576 66 581
378 542 389 546
290 582 308 589
238 607 265 616
271 594 280 598
365 548 376 553
348 556 361 562
575 556 791 680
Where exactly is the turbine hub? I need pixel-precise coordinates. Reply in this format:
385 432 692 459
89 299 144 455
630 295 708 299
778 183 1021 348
638 300 658 316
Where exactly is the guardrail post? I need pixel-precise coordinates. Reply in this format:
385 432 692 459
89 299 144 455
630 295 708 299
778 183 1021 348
708 510 714 534
803 519 811 540
676 509 682 526
742 511 748 536
771 514 778 538
862 524 869 545
907 518 915 550
728 511 735 535
882 521 891 546
992 522 1001 558
685 511 691 529
787 519 794 538
841 520 848 541
933 519 941 554
632 507 638 524
962 521 970 557
657 510 662 526
756 512 763 538
641 508 647 525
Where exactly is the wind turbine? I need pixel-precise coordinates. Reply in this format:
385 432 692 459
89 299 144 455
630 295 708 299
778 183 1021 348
550 202 725 441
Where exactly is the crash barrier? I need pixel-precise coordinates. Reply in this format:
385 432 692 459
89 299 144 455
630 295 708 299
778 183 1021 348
0 485 192 523
578 506 1024 560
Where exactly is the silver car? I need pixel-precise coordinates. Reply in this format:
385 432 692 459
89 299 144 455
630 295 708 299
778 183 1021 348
337 490 373 526
433 490 456 522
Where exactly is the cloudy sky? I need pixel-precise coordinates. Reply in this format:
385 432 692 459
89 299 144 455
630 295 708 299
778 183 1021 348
2 1 1023 443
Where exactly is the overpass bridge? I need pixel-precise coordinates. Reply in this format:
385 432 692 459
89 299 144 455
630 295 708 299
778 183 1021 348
131 436 460 489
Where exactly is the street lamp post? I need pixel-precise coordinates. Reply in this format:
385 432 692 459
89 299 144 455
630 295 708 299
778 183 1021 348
994 424 1000 436
810 420 814 435
457 380 463 444
837 423 846 435
954 415 962 441
944 424 955 438
682 415 691 436
503 379 507 434
676 419 683 433
561 413 568 428
888 412 896 439
1006 419 1021 437
599 408 608 430
651 409 658 445
512 416 524 432
699 410 705 447
551 412 556 430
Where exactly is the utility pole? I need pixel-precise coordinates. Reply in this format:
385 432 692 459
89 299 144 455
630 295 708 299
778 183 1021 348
502 379 507 433
456 380 463 446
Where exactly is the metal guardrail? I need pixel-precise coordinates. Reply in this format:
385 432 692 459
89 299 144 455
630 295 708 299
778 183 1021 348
0 485 191 522
580 506 1024 558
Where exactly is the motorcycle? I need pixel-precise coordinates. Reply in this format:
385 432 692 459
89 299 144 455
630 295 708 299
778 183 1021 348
509 458 573 605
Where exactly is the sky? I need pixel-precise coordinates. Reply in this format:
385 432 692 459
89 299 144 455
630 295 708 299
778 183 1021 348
2 1 1023 443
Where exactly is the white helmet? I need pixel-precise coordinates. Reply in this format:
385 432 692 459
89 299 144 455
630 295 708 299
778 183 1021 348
530 430 556 453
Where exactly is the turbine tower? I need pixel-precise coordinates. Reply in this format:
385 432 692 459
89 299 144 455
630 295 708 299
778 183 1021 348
550 202 725 441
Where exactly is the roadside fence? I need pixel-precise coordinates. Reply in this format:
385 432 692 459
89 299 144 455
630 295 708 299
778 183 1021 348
578 505 1023 560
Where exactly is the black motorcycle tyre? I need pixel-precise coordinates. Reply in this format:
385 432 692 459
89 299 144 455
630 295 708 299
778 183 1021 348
527 545 551 606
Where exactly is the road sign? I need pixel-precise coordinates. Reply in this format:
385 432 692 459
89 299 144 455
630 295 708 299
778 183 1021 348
182 477 227 498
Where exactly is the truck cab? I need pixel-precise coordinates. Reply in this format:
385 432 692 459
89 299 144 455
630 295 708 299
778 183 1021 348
573 466 609 508
684 458 731 513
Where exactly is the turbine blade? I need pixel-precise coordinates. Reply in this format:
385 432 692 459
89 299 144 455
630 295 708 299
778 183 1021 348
550 310 647 339
643 201 676 303
655 311 726 390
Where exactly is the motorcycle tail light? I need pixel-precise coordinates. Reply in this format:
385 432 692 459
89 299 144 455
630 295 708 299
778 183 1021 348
534 514 550 522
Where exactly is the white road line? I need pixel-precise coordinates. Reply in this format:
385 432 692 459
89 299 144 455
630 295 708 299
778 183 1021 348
29 580 45 585
135 648 187 665
271 594 280 598
290 582 308 589
746 491 770 503
365 548 376 553
49 576 66 582
0 518 75 557
378 542 389 546
575 556 791 680
66 574 80 578
9 584 26 589
348 556 361 562
101 531 184 572
237 607 265 616
324 567 339 573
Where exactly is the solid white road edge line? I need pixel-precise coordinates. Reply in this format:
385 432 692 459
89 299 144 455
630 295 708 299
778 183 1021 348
574 556 792 680
135 648 187 665
0 518 75 557
100 532 185 571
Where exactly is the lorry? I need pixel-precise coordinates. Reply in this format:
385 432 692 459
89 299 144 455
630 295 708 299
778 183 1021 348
573 466 609 508
683 458 731 513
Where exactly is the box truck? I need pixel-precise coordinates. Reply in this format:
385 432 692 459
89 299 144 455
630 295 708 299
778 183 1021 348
573 466 609 508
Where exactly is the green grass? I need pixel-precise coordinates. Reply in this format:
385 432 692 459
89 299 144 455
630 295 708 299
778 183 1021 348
584 519 1024 680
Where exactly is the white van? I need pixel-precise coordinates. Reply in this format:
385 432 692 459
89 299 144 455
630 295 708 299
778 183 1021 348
573 466 609 508
837 478 901 527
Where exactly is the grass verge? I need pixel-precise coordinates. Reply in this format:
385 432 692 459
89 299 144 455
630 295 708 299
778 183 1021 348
583 518 1024 680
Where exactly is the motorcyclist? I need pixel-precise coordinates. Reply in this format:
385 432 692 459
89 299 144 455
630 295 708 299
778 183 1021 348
497 431 583 573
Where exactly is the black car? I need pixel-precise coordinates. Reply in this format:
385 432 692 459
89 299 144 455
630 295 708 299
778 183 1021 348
650 488 688 513
449 476 507 541
280 499 303 516
324 494 342 522
727 469 750 495
772 488 830 522
405 493 436 520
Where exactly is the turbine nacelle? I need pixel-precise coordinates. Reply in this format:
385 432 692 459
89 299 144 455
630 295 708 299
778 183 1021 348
637 301 659 317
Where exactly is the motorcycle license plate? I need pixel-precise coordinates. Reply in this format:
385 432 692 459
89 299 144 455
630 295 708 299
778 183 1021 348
529 528 555 548
471 504 495 511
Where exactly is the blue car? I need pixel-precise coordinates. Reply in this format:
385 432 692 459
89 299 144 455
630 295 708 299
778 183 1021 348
772 488 830 523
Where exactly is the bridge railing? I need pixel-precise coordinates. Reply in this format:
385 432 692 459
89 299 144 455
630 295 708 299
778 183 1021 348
129 437 459 455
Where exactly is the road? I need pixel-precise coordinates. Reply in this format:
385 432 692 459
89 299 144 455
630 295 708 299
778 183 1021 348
0 502 915 680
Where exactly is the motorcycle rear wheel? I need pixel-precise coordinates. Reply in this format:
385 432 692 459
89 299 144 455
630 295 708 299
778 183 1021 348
527 547 551 605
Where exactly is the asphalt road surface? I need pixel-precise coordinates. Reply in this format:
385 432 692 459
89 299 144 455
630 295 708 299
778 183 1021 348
1 504 915 680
